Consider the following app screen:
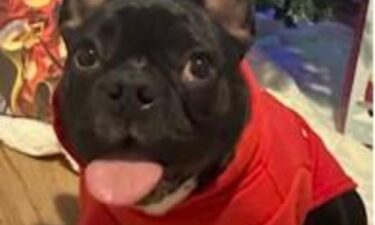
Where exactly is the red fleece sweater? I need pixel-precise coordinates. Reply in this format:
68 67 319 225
53 60 356 225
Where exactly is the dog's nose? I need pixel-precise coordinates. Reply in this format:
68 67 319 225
136 86 156 106
104 79 158 109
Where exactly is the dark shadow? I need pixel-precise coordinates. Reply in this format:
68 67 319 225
0 51 18 113
34 194 79 225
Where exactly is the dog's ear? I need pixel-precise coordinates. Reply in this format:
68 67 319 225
58 0 108 30
199 0 255 44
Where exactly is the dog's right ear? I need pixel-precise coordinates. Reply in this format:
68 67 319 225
199 0 255 45
58 0 107 30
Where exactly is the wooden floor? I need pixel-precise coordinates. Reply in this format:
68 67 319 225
0 143 79 225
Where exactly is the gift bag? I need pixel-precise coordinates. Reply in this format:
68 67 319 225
0 0 66 123
0 0 76 163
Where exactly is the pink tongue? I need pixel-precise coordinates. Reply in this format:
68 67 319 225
85 160 163 206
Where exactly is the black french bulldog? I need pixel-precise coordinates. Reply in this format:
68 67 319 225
54 0 367 224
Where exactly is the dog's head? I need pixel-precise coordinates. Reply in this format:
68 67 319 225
57 0 254 213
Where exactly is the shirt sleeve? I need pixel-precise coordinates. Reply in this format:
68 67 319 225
297 118 357 210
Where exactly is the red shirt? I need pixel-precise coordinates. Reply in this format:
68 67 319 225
53 60 356 225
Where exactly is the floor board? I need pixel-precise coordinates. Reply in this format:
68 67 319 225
0 143 78 225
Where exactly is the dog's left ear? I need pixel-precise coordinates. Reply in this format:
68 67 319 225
201 0 255 44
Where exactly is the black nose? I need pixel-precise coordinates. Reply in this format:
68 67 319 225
104 78 158 109
136 86 156 105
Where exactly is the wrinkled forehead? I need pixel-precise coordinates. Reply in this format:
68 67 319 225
101 0 192 32
105 0 189 15
99 0 208 33
82 0 219 56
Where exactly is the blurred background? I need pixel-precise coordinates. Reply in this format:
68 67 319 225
252 0 372 147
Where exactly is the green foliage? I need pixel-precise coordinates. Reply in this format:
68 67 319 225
255 0 342 22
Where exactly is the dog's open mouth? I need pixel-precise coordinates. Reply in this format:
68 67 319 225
85 152 164 206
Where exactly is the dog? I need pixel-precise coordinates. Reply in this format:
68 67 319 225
53 0 367 224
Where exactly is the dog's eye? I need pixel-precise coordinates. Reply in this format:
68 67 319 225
182 53 213 83
74 43 100 70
